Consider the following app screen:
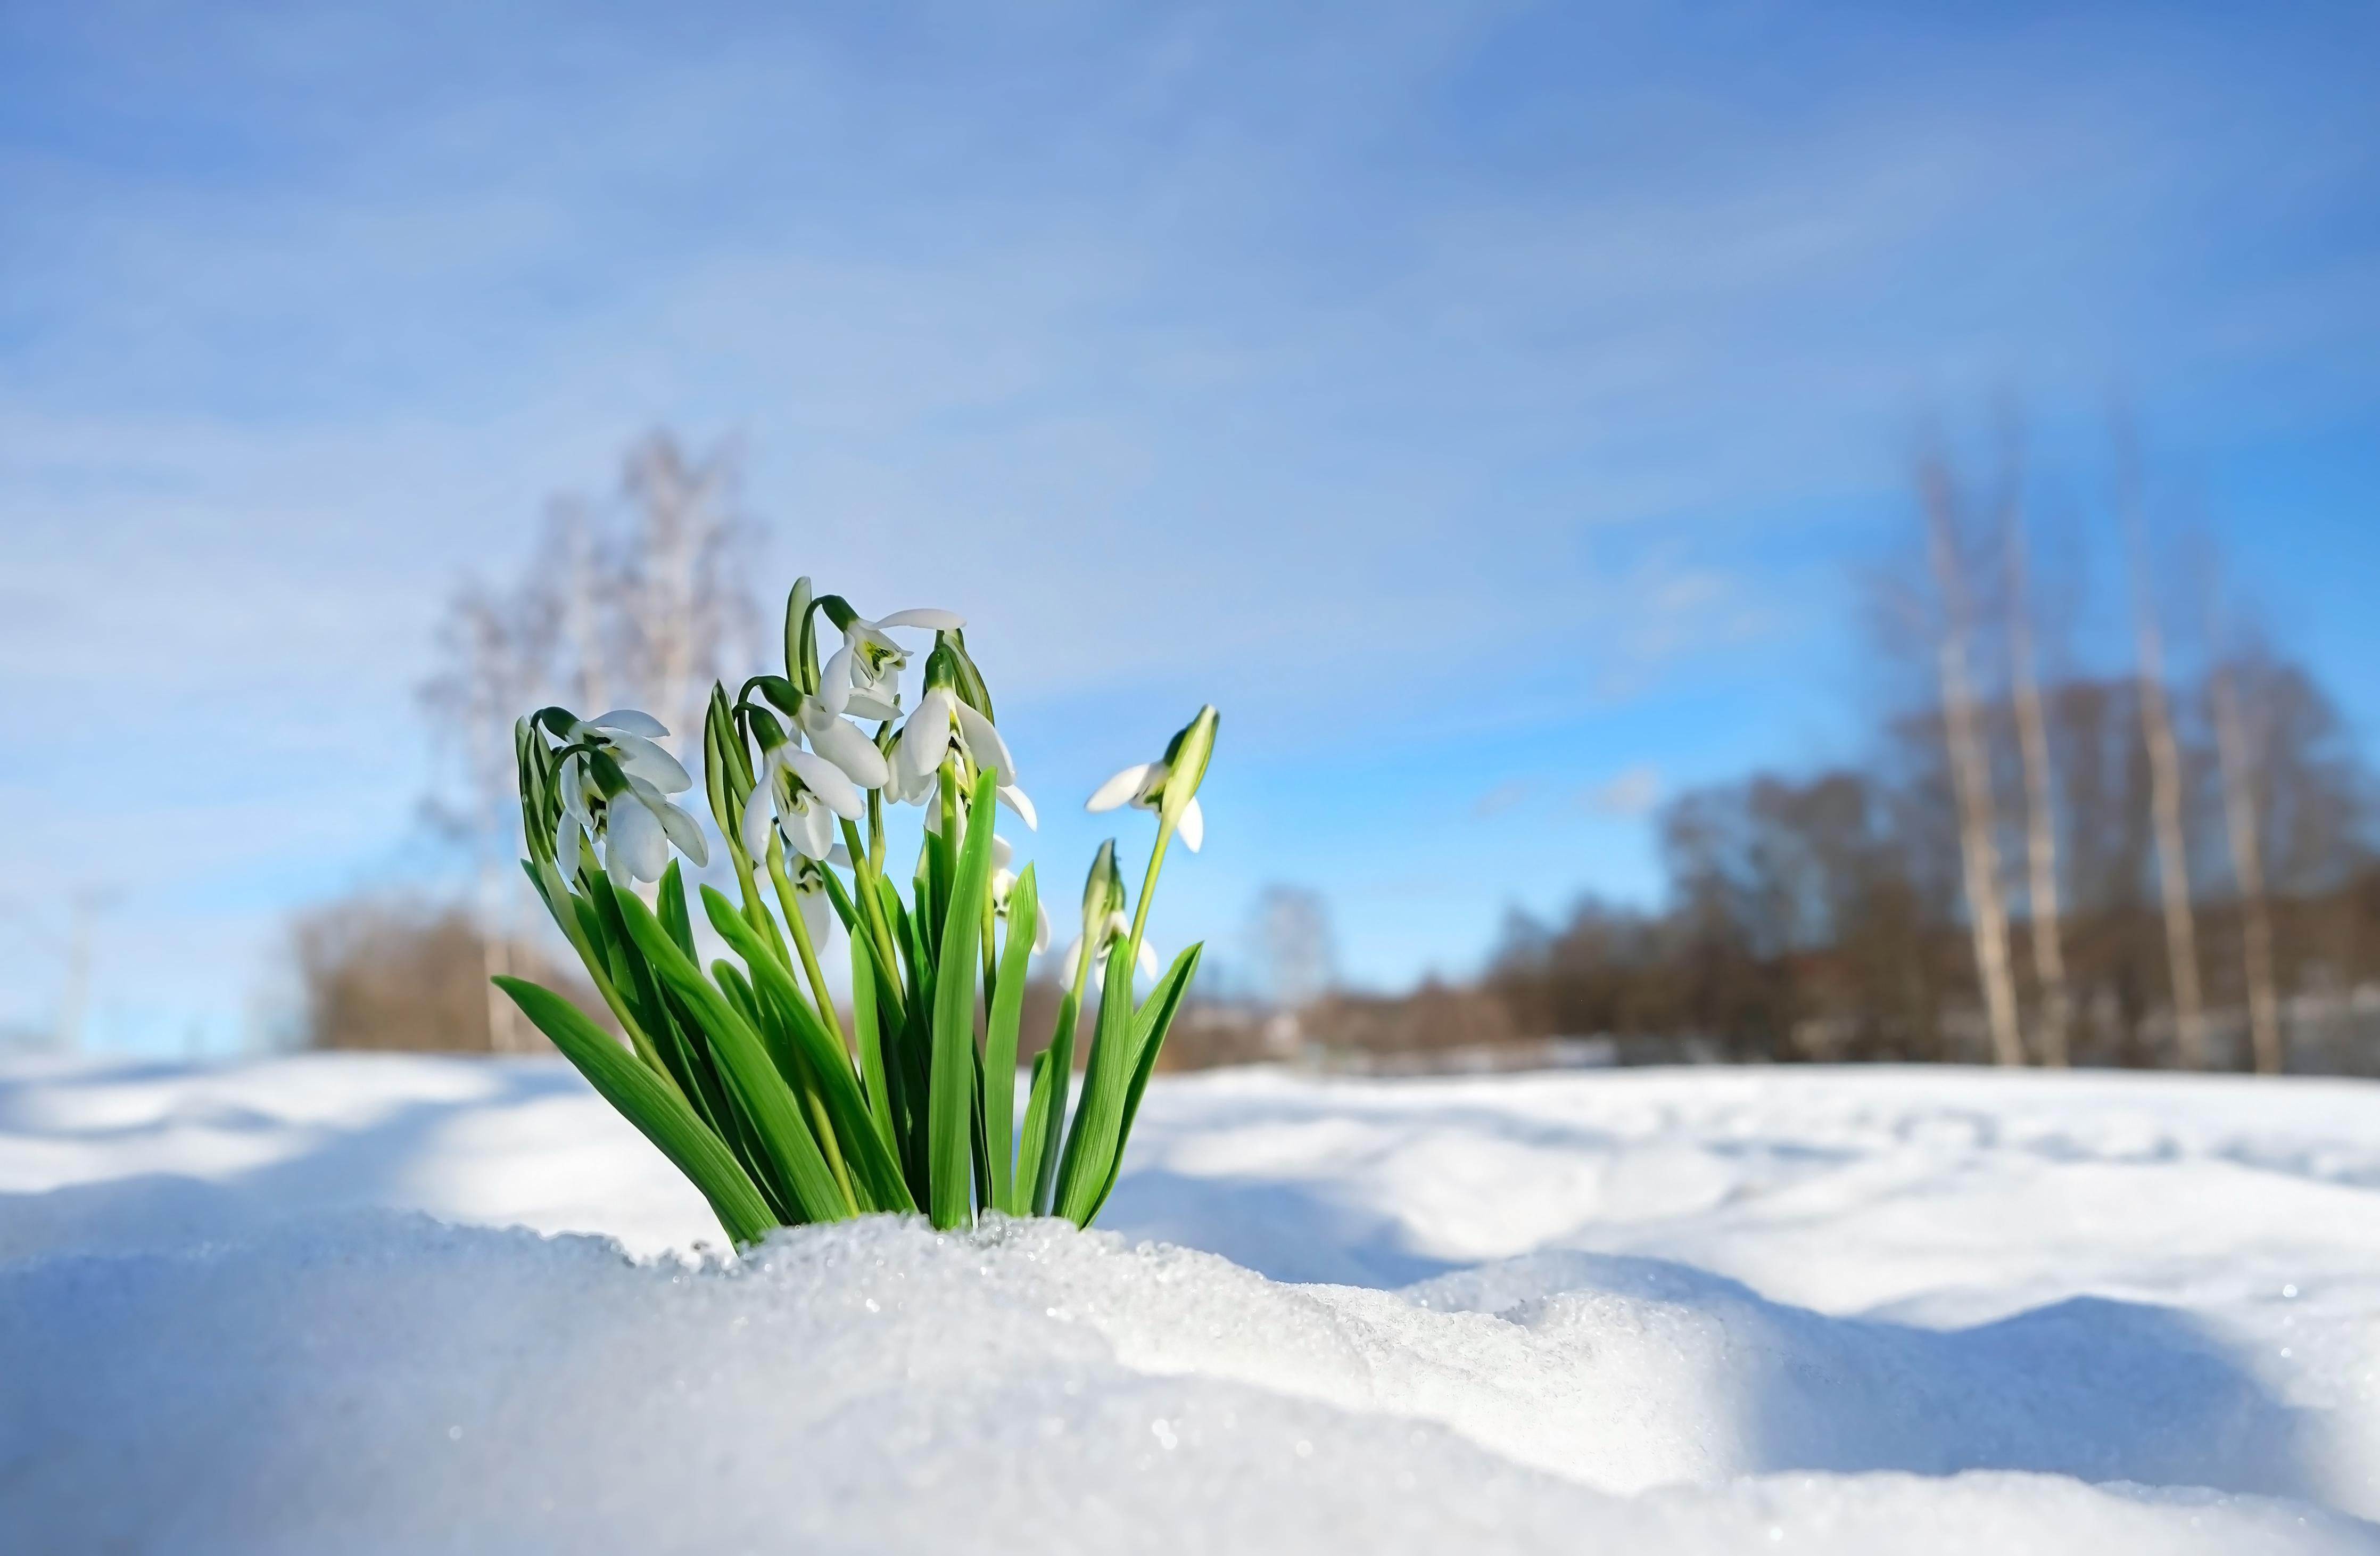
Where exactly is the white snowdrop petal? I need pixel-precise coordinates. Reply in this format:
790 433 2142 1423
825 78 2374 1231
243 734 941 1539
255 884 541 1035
558 758 590 824
609 802 668 883
657 801 710 866
589 710 668 738
793 800 838 860
783 748 866 820
800 886 835 951
819 645 856 717
1033 900 1052 954
1137 937 1160 979
611 733 694 794
992 835 1014 871
1086 763 1156 813
1176 796 1204 853
997 784 1038 831
902 691 955 778
740 783 776 861
874 607 964 631
952 702 1016 786
805 715 890 791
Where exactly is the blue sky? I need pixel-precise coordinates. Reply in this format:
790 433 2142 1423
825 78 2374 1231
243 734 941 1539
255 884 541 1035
4 1 2377 1052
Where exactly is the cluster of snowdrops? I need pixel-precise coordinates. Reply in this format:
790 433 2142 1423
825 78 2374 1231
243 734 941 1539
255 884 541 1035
497 578 1217 1244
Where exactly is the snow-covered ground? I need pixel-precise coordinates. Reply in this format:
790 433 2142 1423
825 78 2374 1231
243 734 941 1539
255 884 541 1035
4 1055 2377 1552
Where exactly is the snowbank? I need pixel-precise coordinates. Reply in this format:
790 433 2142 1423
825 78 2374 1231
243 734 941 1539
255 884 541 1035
4 1056 2377 1551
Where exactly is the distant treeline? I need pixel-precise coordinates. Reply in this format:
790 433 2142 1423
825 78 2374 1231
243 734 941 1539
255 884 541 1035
1287 660 2378 1074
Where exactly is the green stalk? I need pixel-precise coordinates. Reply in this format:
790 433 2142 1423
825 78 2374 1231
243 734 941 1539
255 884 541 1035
1121 818 1178 1002
497 976 774 1247
927 769 999 1228
839 816 908 1005
766 846 852 1058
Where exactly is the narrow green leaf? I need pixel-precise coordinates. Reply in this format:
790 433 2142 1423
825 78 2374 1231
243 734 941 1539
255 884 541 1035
851 928 897 1153
495 976 775 1248
1085 943 1203 1222
585 872 726 1132
1054 938 1137 1224
657 861 698 959
1017 987 1077 1218
614 887 849 1223
927 769 999 1229
703 887 915 1215
981 864 1036 1214
713 958 763 1033
1015 1043 1060 1217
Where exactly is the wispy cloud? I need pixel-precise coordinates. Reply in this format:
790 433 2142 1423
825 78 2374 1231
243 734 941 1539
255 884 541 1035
4 1 2376 1033
1580 765 1663 819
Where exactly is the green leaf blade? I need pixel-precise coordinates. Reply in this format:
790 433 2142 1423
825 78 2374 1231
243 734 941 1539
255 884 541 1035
981 863 1036 1215
1053 938 1137 1225
494 976 775 1248
615 887 849 1224
927 770 999 1229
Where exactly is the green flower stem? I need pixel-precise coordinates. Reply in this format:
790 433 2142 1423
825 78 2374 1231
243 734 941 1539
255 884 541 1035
865 783 887 877
749 849 860 1216
931 759 963 940
765 847 850 1058
839 816 908 1002
1122 819 1178 995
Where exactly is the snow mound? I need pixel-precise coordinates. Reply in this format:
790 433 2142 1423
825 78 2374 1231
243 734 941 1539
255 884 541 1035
4 1213 2370 1554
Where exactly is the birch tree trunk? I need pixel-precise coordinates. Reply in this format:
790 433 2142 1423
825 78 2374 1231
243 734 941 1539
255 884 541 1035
2000 485 2070 1065
1922 455 2026 1067
2209 656 2283 1073
2117 425 2207 1068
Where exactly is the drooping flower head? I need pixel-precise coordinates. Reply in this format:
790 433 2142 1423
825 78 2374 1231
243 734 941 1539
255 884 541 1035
740 721 866 867
889 645 1036 827
1085 704 1220 852
537 707 711 887
814 594 963 722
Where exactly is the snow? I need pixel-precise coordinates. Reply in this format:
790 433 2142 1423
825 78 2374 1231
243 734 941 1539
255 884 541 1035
4 1056 2378 1552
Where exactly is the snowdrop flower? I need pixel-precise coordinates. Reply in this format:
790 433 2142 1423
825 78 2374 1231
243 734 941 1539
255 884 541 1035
1085 763 1203 851
990 835 1051 954
796 695 891 791
741 741 865 865
820 607 964 721
891 686 1036 826
549 710 710 886
782 853 839 951
1059 910 1159 987
1085 705 1219 852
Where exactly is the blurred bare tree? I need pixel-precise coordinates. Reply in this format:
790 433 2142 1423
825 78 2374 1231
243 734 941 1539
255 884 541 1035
1997 413 2073 1065
2193 536 2285 1073
1249 886 1338 1013
1915 439 2024 1066
407 430 761 1052
2115 410 2208 1067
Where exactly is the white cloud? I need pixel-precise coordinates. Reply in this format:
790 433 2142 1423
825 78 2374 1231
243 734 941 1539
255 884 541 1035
1580 765 1662 819
4 1 2375 1030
